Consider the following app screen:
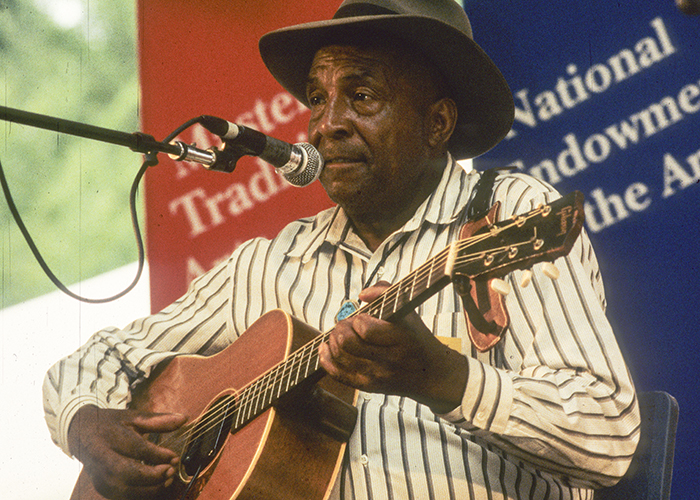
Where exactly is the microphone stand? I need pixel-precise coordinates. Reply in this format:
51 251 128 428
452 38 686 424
0 105 220 167
0 105 219 303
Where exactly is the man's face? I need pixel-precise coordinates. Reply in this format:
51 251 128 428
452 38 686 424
306 44 441 223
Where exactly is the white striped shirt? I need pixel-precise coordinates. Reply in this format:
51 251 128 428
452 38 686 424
43 156 640 499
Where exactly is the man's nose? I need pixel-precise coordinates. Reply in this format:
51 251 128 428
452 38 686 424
312 96 352 141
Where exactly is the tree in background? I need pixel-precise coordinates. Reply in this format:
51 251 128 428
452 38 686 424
0 0 142 306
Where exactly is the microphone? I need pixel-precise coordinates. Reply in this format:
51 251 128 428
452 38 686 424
199 115 323 187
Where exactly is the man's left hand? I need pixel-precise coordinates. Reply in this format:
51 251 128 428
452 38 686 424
318 281 468 413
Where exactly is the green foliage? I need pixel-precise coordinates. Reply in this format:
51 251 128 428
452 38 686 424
0 0 142 307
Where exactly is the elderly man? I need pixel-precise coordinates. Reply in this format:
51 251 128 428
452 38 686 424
44 1 640 499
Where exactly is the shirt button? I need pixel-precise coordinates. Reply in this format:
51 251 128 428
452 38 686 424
376 266 385 278
360 454 369 465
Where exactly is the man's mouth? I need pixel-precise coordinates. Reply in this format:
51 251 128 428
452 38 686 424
325 157 360 165
322 153 366 167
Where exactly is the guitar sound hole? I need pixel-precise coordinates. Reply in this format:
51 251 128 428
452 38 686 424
181 395 237 478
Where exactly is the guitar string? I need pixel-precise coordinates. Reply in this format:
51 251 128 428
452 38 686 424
153 243 454 451
154 214 543 452
154 217 544 454
156 243 506 453
156 208 550 452
166 243 455 446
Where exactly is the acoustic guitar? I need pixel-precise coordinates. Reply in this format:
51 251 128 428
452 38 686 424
70 191 584 500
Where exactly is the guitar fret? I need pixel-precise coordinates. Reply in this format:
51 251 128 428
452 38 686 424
275 368 284 399
312 336 325 371
293 353 303 386
305 349 313 374
241 385 254 424
240 387 250 423
233 388 245 429
283 364 291 393
286 352 299 391
409 271 417 303
392 282 402 315
263 370 276 408
252 384 263 418
299 346 309 379
286 350 302 392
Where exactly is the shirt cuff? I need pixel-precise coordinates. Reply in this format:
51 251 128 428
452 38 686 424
56 395 106 457
438 356 514 434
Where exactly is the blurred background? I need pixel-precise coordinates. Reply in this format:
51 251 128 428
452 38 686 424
1 1 146 498
1 1 698 499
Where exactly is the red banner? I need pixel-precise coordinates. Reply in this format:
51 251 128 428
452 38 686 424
137 1 337 312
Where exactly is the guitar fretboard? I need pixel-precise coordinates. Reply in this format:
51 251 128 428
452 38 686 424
188 191 583 439
230 244 454 431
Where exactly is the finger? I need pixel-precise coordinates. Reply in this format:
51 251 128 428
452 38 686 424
358 280 391 302
92 466 175 500
319 342 372 388
318 343 334 373
318 342 351 385
351 314 403 346
88 448 177 500
116 457 177 489
111 427 180 466
330 320 385 362
131 411 188 433
397 309 433 337
127 411 186 463
120 461 176 487
95 415 179 467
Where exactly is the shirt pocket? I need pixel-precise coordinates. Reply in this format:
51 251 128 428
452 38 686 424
420 312 469 355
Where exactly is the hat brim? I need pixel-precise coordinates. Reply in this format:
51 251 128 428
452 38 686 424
259 14 514 159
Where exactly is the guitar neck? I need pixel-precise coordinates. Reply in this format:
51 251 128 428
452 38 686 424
232 190 584 431
231 247 454 431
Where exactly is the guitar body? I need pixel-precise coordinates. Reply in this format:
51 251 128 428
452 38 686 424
70 310 357 500
69 191 586 500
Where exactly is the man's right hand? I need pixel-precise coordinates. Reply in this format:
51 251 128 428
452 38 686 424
68 405 187 500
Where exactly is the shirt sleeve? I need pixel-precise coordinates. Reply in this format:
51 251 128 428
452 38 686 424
42 255 237 457
438 173 640 489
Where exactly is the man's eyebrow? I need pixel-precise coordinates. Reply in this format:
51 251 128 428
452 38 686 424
306 69 383 91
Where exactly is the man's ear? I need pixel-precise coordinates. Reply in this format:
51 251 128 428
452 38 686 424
427 97 457 150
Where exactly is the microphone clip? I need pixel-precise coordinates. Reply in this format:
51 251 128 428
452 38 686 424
167 140 243 173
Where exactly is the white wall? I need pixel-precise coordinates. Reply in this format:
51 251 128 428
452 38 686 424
0 263 150 500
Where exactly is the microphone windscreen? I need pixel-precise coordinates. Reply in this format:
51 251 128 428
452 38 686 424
283 143 324 187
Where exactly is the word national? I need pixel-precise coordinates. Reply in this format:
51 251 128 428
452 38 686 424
510 17 675 137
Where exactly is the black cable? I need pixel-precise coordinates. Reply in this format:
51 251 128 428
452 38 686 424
0 155 149 303
0 116 203 303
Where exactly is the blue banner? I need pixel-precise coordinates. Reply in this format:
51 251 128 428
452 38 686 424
464 1 699 496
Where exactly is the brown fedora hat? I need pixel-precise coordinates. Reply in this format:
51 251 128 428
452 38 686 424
259 0 514 159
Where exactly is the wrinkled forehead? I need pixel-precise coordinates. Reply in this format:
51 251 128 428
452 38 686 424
308 42 445 94
309 45 398 79
310 44 410 72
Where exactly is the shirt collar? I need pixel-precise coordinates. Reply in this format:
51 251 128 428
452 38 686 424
286 154 478 262
285 205 369 262
404 153 476 229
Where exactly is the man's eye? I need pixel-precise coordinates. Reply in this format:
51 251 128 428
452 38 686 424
354 92 371 102
308 94 324 106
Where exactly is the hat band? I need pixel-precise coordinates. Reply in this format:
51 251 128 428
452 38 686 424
333 4 397 19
